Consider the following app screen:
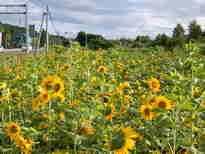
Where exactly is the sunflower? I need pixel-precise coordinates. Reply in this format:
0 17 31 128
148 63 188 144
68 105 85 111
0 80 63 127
116 63 124 70
183 121 192 127
32 97 43 111
40 76 56 91
68 99 80 107
61 64 71 72
98 66 108 73
4 122 21 140
41 114 50 119
147 78 160 92
0 82 6 89
111 127 142 154
145 96 157 105
79 127 95 135
40 76 64 98
154 96 173 110
116 82 130 94
52 77 64 97
15 136 33 154
90 76 97 83
0 83 8 102
59 94 65 102
38 90 50 103
192 87 202 98
123 95 132 105
9 88 22 100
58 112 65 120
139 105 158 120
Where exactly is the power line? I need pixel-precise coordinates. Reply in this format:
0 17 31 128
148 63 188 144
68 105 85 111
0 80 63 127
47 7 61 36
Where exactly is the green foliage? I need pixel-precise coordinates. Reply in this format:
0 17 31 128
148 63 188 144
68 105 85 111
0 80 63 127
172 24 186 49
132 35 152 48
173 24 185 38
188 20 202 41
70 41 82 52
49 45 68 53
184 41 200 55
153 33 171 49
75 31 114 50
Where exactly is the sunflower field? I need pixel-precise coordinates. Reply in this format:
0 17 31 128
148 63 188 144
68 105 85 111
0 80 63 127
0 47 205 154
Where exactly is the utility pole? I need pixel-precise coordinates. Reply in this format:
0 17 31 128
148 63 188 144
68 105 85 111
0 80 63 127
25 1 30 53
46 5 49 52
37 11 45 51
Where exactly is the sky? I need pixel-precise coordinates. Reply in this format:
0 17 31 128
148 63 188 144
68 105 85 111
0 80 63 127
0 0 205 39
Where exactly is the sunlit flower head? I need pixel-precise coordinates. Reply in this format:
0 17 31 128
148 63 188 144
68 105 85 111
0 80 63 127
98 66 108 73
39 90 50 103
154 96 174 110
139 105 158 120
147 78 160 92
0 82 6 89
4 122 21 140
15 136 33 154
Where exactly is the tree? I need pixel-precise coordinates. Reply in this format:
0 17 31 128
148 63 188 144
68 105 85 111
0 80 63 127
154 33 169 47
132 35 151 48
75 31 86 46
75 31 113 50
188 20 202 41
172 24 186 48
173 24 185 38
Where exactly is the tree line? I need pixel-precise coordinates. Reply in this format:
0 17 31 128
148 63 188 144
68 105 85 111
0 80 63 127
0 19 204 51
75 20 205 51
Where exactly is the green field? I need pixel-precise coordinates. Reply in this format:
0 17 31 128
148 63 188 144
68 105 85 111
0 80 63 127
0 49 205 154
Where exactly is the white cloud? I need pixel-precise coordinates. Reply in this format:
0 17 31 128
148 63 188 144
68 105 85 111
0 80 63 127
0 0 205 38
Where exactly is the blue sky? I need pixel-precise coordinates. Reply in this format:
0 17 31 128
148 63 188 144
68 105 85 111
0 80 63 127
1 0 205 39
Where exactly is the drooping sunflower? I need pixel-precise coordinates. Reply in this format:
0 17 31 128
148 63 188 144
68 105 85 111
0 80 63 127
139 104 158 120
111 127 142 154
147 78 160 92
154 96 173 110
4 122 21 140
105 103 116 120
